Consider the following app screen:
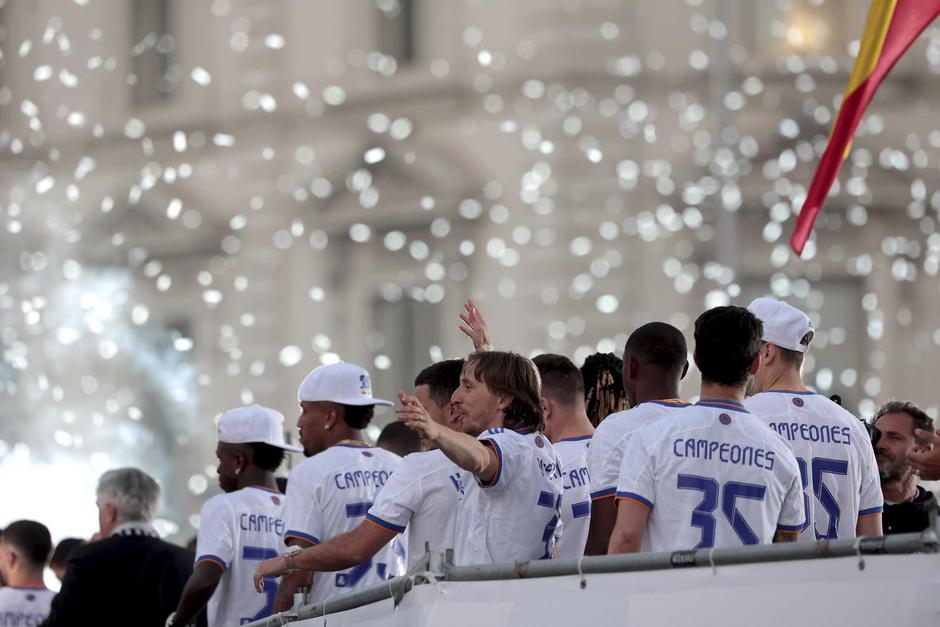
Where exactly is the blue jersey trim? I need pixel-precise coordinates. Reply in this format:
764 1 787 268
775 522 804 532
858 506 884 517
557 434 593 443
697 398 751 413
334 442 373 449
765 389 816 396
649 400 690 408
195 554 227 570
364 513 406 534
479 438 504 487
284 530 320 545
615 491 654 510
590 487 616 501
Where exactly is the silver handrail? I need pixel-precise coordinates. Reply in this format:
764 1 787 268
244 526 939 627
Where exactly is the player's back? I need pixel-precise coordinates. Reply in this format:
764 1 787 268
554 435 592 558
588 400 689 501
454 429 564 565
195 485 286 626
616 400 805 552
745 390 882 540
0 586 56 625
283 442 406 603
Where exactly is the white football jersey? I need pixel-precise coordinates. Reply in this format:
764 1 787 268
282 442 407 603
0 586 55 626
194 485 286 626
588 400 689 501
366 449 460 569
553 435 593 558
745 390 883 540
616 400 805 552
453 429 565 566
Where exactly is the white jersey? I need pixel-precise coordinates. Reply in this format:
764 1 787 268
283 442 407 603
588 400 689 501
553 435 593 558
194 485 286 626
366 449 459 569
745 390 883 540
453 429 565 566
0 586 55 626
616 400 805 552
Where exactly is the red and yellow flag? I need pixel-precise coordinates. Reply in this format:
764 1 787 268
790 0 940 256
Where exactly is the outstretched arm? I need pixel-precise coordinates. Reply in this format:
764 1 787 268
397 392 499 483
254 522 394 592
271 538 313 613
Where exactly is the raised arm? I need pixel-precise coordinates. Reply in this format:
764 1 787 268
397 392 499 483
458 299 494 352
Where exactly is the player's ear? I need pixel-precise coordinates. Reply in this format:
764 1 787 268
680 360 689 381
540 397 551 419
628 356 639 380
749 350 762 376
495 393 512 413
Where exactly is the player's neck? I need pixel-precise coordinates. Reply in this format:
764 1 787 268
699 381 746 404
327 426 365 448
765 368 806 393
634 380 681 405
549 409 594 443
6 568 45 589
237 468 278 492
882 472 919 503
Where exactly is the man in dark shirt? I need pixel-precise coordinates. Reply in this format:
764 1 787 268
873 401 939 534
41 467 195 627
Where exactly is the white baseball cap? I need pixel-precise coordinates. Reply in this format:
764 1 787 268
218 405 303 452
298 362 392 407
748 297 815 353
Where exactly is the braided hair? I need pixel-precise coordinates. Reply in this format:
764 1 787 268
580 352 628 427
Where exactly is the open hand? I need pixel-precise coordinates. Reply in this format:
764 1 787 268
253 555 287 593
907 428 940 481
458 299 494 351
396 391 441 442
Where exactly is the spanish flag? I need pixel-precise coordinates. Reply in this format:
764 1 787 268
790 0 940 256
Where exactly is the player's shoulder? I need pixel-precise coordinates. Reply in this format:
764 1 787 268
200 490 239 517
744 391 789 414
399 448 452 474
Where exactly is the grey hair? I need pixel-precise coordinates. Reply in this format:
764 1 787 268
96 468 161 523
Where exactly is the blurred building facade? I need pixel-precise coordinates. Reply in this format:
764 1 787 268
2 0 940 537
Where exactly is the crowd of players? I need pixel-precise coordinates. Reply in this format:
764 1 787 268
2 298 939 627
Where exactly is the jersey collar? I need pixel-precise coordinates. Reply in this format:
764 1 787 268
696 398 750 413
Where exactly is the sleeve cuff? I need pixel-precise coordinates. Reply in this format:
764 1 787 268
284 530 320 545
477 439 503 488
590 487 616 501
194 554 227 570
775 522 804 532
364 513 406 534
615 491 654 510
858 506 884 518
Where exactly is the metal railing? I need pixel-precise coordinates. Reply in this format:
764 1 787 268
244 521 939 627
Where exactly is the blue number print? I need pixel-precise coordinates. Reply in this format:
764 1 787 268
241 546 277 623
676 474 718 549
677 475 767 547
536 490 561 558
335 501 387 588
795 457 811 534
722 482 767 545
812 457 848 539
